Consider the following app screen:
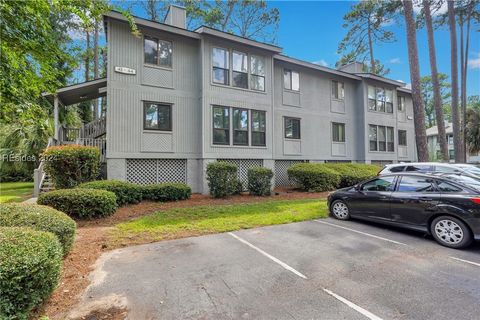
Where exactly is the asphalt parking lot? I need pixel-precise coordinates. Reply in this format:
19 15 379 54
75 218 480 320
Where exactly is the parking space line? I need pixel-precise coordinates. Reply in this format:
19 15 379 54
228 232 308 279
449 256 480 267
322 289 383 320
313 220 408 246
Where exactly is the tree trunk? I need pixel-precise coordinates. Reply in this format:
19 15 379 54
367 20 375 73
459 15 466 162
448 0 463 163
424 0 449 162
85 31 90 81
93 20 99 120
462 1 474 161
403 0 429 162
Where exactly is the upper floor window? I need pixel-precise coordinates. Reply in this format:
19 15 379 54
284 69 299 91
369 124 394 152
284 117 301 139
398 95 405 112
332 122 345 142
398 130 407 146
212 48 229 85
332 80 344 100
232 51 248 89
252 110 266 146
250 55 265 91
233 108 248 145
144 102 172 131
212 106 230 144
368 85 393 113
144 37 172 68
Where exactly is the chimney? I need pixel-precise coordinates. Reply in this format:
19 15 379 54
164 5 186 29
338 61 366 73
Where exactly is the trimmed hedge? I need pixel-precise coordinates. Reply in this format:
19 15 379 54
206 161 239 198
324 163 379 188
37 188 117 219
142 183 192 201
42 145 100 189
77 180 143 206
0 227 62 320
0 203 76 255
288 163 341 192
247 167 273 196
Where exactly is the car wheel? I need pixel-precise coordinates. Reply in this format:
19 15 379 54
330 200 350 220
430 216 473 249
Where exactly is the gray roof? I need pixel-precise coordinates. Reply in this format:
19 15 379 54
426 123 454 136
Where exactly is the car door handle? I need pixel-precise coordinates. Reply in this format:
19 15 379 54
419 197 432 201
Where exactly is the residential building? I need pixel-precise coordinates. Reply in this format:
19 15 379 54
41 5 417 195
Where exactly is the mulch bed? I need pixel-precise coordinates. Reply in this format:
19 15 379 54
36 189 328 319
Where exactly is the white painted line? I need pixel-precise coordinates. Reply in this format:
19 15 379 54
314 220 408 246
322 289 383 320
449 256 480 267
228 232 307 279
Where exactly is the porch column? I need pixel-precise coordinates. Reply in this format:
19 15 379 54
54 94 59 140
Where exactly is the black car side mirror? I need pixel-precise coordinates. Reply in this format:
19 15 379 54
355 184 361 191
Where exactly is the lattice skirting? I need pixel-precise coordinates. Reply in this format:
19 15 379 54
126 159 187 184
218 159 264 190
274 160 309 187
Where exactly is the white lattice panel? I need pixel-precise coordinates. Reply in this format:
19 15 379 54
126 159 187 184
274 160 308 187
218 159 264 190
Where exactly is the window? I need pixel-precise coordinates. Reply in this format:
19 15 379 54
250 55 265 91
144 37 172 68
435 165 460 174
284 69 299 91
398 130 407 146
212 106 229 144
332 80 344 100
284 117 300 139
436 181 462 192
233 108 248 145
332 122 345 142
397 176 436 192
368 85 393 113
232 51 248 89
212 48 229 85
448 135 453 145
361 177 395 192
389 166 406 173
449 149 455 160
143 102 172 131
405 164 433 172
369 125 394 152
251 110 266 146
398 95 405 112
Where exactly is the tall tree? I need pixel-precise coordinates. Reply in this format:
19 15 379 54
447 0 464 163
421 74 451 127
403 0 429 161
337 0 395 75
423 0 449 161
465 108 480 155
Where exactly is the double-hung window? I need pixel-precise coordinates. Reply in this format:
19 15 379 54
376 87 386 112
232 51 248 89
144 102 172 131
386 90 393 113
251 110 266 146
398 130 407 146
212 106 230 144
233 108 248 145
369 125 395 152
284 69 299 91
332 80 344 100
212 48 229 85
368 85 394 113
250 55 265 91
332 122 345 142
368 86 376 111
284 117 301 139
144 37 172 68
398 95 405 112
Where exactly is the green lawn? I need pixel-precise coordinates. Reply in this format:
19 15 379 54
0 182 34 203
110 199 328 247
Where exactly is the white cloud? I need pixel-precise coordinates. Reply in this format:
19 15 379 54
312 59 329 67
413 1 447 16
468 53 480 70
389 58 401 64
381 18 395 27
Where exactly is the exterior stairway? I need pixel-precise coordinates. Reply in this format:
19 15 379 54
39 174 54 193
80 117 106 139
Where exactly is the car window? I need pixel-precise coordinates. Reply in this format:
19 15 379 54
397 176 436 192
405 165 432 172
436 181 462 192
389 166 405 173
435 165 460 173
361 176 395 192
464 167 480 175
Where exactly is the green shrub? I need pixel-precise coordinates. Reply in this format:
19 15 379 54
324 163 379 188
0 203 76 255
288 163 341 192
142 183 192 201
77 180 143 206
42 145 100 189
37 189 117 219
247 167 273 196
206 161 239 198
0 227 62 319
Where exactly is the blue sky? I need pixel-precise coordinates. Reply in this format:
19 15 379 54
271 0 479 96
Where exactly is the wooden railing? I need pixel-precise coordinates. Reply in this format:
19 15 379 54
76 138 107 163
33 138 55 197
80 117 106 139
60 126 80 143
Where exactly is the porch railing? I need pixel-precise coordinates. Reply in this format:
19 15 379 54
76 138 107 163
33 137 55 197
59 125 80 143
80 117 106 139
